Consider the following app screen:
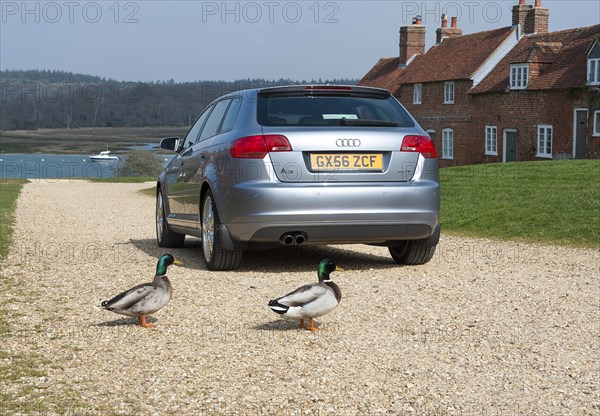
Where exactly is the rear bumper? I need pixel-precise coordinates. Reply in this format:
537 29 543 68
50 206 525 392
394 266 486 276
221 180 440 244
247 222 434 244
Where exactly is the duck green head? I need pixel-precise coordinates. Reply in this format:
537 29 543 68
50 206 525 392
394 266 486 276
317 258 343 282
156 253 183 276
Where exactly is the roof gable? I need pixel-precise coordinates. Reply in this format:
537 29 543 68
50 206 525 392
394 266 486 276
588 40 600 59
357 57 403 95
471 24 600 94
396 27 516 84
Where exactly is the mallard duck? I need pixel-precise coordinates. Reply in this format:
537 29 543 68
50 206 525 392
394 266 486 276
101 254 182 328
268 258 343 331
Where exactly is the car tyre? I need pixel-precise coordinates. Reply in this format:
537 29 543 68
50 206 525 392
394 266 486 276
201 190 243 271
156 187 186 248
389 240 436 265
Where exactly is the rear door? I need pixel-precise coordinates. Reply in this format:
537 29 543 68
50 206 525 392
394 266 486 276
258 88 421 183
263 127 420 183
182 98 235 224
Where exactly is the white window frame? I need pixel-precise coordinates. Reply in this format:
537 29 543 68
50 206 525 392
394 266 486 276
589 58 600 86
594 110 600 137
485 126 498 156
536 125 553 158
442 128 454 159
413 83 422 104
510 64 529 90
444 81 455 104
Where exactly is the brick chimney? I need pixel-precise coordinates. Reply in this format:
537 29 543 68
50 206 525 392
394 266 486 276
436 15 463 44
512 0 549 35
512 0 530 30
526 0 549 34
399 15 426 66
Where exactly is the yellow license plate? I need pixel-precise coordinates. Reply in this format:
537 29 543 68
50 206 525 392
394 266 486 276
310 153 383 171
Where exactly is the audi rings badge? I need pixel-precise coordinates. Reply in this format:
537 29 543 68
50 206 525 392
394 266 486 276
336 139 361 148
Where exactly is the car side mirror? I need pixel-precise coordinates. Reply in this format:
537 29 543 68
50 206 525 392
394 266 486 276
159 137 181 153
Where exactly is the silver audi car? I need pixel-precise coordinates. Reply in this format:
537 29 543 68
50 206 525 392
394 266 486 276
156 85 440 270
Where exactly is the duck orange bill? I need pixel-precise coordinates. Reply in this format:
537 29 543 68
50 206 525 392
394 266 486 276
173 259 184 266
335 266 345 272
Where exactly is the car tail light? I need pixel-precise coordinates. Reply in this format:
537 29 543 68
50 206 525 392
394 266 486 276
401 135 437 159
230 135 292 158
264 135 292 152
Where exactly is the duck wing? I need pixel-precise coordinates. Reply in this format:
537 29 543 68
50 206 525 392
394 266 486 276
101 283 155 311
273 283 329 307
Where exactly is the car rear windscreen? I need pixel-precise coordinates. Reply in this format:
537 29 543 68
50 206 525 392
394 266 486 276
257 93 415 128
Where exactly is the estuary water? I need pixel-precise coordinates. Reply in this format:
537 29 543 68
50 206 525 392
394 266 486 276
0 153 173 180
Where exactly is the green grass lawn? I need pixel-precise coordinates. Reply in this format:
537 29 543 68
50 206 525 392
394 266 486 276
440 160 600 248
0 179 26 258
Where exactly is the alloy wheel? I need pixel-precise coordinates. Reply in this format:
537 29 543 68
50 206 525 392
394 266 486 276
202 194 215 262
156 192 165 243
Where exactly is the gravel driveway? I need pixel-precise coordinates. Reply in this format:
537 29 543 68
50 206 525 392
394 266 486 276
1 180 598 415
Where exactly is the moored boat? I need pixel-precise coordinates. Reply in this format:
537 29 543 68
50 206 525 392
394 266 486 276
90 150 119 161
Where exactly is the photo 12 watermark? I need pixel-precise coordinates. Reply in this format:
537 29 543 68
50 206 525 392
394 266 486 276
0 159 121 181
201 1 340 24
2 81 140 105
401 1 503 24
1 1 140 24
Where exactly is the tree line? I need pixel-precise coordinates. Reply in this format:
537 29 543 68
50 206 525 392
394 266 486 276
0 70 358 131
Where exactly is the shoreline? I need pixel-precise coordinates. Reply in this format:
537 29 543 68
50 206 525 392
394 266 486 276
0 126 188 154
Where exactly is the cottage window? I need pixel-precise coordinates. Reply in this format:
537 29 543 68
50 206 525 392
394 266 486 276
485 126 498 155
510 64 529 89
442 128 454 159
588 42 600 86
413 84 422 104
444 82 454 104
536 125 552 158
588 59 600 85
594 110 600 137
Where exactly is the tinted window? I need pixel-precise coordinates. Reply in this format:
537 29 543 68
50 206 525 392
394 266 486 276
257 94 414 127
220 97 242 133
183 106 212 148
199 99 231 141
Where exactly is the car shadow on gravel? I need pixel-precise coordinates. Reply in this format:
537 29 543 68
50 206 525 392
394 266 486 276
129 237 398 273
238 245 397 273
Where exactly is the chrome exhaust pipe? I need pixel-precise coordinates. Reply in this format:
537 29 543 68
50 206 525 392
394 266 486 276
294 234 305 245
282 234 294 245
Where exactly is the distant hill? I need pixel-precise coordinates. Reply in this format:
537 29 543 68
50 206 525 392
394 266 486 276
0 70 358 131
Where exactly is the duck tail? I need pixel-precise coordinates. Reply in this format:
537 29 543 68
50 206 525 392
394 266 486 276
267 299 289 315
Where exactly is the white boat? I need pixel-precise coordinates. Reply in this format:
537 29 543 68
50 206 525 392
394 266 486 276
90 150 119 162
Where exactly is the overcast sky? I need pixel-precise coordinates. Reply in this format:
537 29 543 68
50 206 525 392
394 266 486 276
1 1 599 82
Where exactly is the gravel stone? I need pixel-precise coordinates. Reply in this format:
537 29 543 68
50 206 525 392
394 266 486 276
0 180 598 415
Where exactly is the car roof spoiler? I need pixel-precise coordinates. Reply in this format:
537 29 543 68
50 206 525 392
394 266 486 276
258 85 391 99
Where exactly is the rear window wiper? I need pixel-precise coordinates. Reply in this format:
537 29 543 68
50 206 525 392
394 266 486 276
340 118 399 127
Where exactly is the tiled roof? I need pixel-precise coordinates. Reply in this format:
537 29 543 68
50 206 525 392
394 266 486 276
358 26 516 91
396 27 516 84
471 24 600 94
357 57 403 95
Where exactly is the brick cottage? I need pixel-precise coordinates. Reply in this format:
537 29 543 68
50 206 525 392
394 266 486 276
359 0 600 167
